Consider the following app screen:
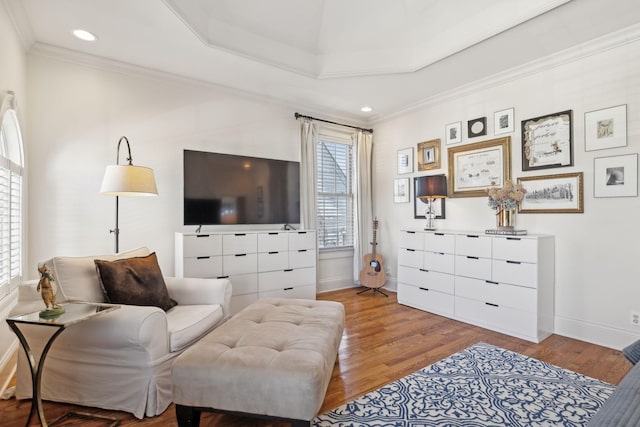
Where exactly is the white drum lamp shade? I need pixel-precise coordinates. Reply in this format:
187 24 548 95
100 164 158 196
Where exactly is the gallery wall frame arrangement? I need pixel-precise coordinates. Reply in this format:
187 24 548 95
447 136 511 198
413 177 445 219
517 172 584 214
594 153 638 198
494 108 514 135
417 139 441 171
584 104 627 152
468 117 487 138
521 110 573 171
445 121 462 145
397 147 414 174
393 177 410 203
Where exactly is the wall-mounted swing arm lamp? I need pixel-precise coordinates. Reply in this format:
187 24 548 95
100 136 158 253
416 174 447 231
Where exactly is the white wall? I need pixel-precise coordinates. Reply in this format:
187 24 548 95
0 1 27 377
372 26 640 350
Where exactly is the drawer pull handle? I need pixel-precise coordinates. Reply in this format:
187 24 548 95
298 249 307 253
485 302 499 308
234 233 246 236
419 287 429 291
506 260 521 265
298 231 307 234
196 234 209 238
284 287 294 291
466 234 479 238
434 232 444 236
268 232 279 235
467 256 479 260
406 249 416 252
284 269 293 272
235 254 247 257
268 251 279 254
506 237 521 241
406 231 416 234
216 275 229 279
196 256 210 260
485 280 499 285
419 268 429 273
437 252 445 256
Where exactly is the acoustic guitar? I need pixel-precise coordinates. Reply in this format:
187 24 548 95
358 218 387 292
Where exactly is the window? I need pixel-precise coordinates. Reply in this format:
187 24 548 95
0 98 24 303
316 139 353 249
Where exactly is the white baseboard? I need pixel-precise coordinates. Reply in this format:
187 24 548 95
554 315 638 350
317 276 356 293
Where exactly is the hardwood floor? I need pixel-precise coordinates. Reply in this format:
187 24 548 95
0 288 631 426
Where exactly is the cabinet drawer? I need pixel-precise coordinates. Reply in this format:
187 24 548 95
223 253 257 275
399 231 424 250
492 259 537 288
289 249 315 269
258 251 288 272
493 237 537 263
289 231 316 251
230 293 258 315
226 273 258 296
425 232 454 254
183 256 223 278
259 267 316 292
398 265 453 294
259 284 316 300
223 233 257 254
455 276 536 313
397 283 454 317
424 251 454 274
182 234 222 257
398 248 423 268
455 255 491 280
455 234 491 257
258 232 288 252
455 296 537 339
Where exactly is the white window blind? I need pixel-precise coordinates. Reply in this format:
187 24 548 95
316 140 353 249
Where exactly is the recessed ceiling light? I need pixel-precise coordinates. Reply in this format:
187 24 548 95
361 106 373 112
72 29 97 42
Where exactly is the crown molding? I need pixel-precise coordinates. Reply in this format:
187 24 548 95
2 0 35 50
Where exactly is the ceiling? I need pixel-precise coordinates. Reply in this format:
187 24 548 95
5 0 640 123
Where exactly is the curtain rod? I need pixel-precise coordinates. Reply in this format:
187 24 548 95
294 112 373 133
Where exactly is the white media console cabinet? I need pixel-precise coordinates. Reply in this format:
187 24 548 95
176 230 317 314
397 230 554 343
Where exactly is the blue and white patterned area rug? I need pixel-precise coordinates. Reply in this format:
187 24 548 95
314 342 615 426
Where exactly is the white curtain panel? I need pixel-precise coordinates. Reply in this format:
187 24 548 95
352 130 373 282
300 119 318 230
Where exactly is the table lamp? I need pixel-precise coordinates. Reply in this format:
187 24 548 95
416 174 447 231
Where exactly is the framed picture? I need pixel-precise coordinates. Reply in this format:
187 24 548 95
445 122 462 145
494 108 514 135
447 136 511 198
594 153 638 198
417 139 441 171
585 104 627 151
397 147 413 174
393 178 410 203
468 117 487 138
521 110 573 171
517 172 584 213
413 177 445 219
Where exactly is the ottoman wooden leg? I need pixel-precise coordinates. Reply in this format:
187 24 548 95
175 404 201 427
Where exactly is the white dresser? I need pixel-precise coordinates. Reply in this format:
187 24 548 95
398 230 554 343
176 230 317 314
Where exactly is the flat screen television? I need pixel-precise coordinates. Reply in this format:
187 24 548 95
183 149 300 226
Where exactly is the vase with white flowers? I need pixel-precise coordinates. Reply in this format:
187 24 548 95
486 180 526 229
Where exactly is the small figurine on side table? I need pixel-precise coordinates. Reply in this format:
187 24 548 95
37 264 65 318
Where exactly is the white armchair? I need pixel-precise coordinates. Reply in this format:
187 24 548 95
10 247 232 419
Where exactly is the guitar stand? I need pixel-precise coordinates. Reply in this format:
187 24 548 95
357 286 388 297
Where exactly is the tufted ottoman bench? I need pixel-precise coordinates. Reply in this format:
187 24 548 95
171 297 345 427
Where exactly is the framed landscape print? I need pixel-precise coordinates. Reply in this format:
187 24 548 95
584 104 627 151
494 107 514 135
397 147 413 174
447 136 511 198
517 172 584 213
521 110 573 171
413 177 445 219
594 153 638 198
417 139 441 171
445 122 462 145
393 178 410 203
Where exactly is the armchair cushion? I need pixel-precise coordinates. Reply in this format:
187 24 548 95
167 305 225 352
95 252 177 312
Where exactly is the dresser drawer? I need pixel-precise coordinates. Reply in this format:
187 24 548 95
258 232 288 252
455 255 491 280
258 251 288 272
289 249 315 269
289 231 316 251
492 237 537 263
223 233 257 255
492 259 537 288
397 265 454 294
259 267 316 292
222 253 257 275
425 232 455 254
230 293 258 315
398 248 423 268
398 230 424 250
455 276 536 312
182 234 222 257
455 234 491 257
397 283 454 318
424 251 454 274
226 273 258 295
183 256 223 278
455 296 537 339
259 284 316 300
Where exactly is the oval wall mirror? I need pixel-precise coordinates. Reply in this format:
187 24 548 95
0 91 24 167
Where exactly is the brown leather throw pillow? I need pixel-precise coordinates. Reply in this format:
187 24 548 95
95 252 177 312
